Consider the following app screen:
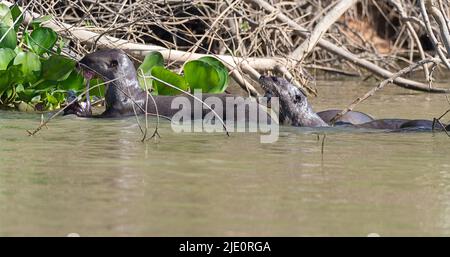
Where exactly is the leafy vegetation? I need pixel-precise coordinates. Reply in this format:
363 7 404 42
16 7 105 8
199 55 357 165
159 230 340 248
138 52 229 95
0 3 229 113
0 3 85 111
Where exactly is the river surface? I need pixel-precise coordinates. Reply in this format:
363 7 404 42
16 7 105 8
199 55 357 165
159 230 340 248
1 79 450 236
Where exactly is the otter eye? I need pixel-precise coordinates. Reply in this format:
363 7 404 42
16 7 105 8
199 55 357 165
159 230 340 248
294 94 303 103
109 60 118 68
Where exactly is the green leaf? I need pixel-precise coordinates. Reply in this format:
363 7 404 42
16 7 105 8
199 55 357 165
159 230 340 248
0 22 16 49
0 3 13 27
2 85 16 104
88 78 105 97
56 38 66 55
7 64 23 84
34 80 56 91
0 65 22 96
31 94 41 103
139 52 164 73
58 70 84 91
42 55 76 81
183 59 223 93
30 15 52 29
13 51 41 83
197 56 228 93
15 83 24 93
137 51 164 90
9 5 23 31
52 91 65 103
40 90 65 111
28 27 57 55
17 88 36 103
0 48 15 70
151 66 189 96
46 92 58 105
0 69 10 95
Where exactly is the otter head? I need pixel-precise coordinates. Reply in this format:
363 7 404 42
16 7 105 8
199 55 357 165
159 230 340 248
259 75 308 109
78 49 138 84
259 75 328 127
78 49 144 115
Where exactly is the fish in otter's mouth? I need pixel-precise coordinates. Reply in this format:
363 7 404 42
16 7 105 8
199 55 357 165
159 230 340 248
63 61 100 116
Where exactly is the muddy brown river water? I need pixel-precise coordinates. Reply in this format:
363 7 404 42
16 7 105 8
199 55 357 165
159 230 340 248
1 78 450 236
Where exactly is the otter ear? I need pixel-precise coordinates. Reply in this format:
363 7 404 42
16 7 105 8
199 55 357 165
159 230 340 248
109 60 118 68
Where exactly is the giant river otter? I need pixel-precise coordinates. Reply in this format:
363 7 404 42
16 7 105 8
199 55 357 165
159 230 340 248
69 49 271 124
258 75 450 131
